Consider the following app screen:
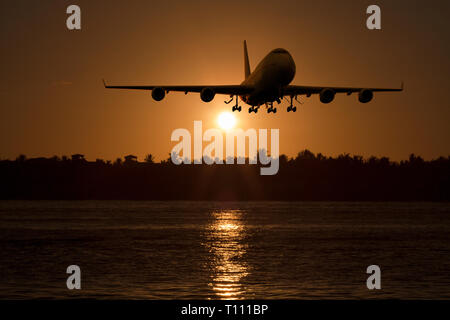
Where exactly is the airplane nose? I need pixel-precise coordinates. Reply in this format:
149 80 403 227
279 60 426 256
282 53 296 83
287 53 296 73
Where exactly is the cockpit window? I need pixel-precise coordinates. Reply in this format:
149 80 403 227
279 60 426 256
272 48 288 54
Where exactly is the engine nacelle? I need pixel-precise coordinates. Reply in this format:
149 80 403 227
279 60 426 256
358 89 373 103
151 87 165 101
200 87 216 102
320 88 335 104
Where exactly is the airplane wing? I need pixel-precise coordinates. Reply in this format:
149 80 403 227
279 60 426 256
283 82 403 96
103 80 253 95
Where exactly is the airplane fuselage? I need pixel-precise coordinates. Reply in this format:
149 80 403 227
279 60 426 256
240 48 296 106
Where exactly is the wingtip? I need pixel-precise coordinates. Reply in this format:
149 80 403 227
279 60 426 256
102 79 106 87
400 81 404 91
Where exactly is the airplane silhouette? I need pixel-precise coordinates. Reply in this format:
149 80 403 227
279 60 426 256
104 41 403 114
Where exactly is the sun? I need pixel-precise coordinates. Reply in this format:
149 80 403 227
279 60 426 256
217 112 236 131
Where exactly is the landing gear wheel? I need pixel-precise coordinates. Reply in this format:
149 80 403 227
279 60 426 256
287 106 292 112
273 108 277 113
292 107 297 112
238 106 242 112
232 106 236 112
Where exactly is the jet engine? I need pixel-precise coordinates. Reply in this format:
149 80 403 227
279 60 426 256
358 89 373 103
200 87 216 102
319 88 335 104
151 87 165 101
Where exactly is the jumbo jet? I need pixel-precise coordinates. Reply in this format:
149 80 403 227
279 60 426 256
104 41 403 114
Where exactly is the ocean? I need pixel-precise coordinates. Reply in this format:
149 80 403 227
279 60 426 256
0 201 449 299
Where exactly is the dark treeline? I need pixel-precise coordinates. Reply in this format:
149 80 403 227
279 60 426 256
0 150 449 201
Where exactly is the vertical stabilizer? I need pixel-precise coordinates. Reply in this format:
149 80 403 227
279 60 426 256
243 40 251 79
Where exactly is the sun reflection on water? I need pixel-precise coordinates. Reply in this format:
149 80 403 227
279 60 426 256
205 210 249 300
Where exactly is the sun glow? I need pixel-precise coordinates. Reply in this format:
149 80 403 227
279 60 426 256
217 112 236 131
206 210 248 300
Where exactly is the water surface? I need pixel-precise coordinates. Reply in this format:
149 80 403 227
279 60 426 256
0 201 449 299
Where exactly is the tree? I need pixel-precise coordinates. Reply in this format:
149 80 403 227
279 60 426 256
145 154 155 164
16 154 27 163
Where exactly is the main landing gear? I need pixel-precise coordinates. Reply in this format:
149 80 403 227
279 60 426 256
266 102 277 114
225 95 304 114
287 105 297 112
249 106 259 113
225 96 242 112
285 95 301 112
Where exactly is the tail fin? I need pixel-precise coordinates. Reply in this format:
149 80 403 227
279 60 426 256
243 40 251 79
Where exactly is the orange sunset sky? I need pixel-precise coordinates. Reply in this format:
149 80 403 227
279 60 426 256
1 0 449 162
